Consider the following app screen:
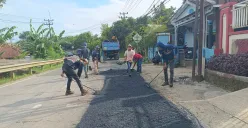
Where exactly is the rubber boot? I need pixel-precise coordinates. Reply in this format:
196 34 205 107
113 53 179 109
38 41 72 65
80 89 87 96
163 70 169 86
169 78 173 87
85 74 88 78
65 90 74 96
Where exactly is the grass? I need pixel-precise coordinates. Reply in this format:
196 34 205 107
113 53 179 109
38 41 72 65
0 63 62 86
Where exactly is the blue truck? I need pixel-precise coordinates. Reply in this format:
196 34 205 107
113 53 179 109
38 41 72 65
101 40 120 61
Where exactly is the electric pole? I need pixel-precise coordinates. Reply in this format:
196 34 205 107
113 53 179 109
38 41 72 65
197 0 204 81
192 0 199 80
44 19 54 37
119 12 128 20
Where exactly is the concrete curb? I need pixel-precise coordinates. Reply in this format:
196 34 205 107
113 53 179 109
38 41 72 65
205 69 248 91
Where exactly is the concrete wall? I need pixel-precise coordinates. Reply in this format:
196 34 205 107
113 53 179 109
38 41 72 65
205 69 248 92
229 33 248 54
218 2 236 54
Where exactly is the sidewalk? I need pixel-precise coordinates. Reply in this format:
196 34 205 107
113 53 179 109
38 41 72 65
142 64 248 128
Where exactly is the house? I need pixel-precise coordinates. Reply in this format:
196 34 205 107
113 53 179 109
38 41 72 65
0 44 20 59
168 0 247 74
218 0 248 54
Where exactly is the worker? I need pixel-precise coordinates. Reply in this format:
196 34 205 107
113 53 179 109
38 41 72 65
61 53 88 96
81 42 89 78
156 41 175 87
124 44 135 77
132 52 143 73
92 46 100 75
152 51 161 65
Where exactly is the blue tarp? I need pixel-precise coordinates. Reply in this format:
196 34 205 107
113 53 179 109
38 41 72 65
203 48 214 62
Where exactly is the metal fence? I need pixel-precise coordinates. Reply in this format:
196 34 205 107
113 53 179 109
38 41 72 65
232 0 248 29
0 59 63 79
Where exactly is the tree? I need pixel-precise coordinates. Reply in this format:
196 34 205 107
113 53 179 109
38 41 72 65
100 24 112 41
0 0 6 8
18 20 65 59
152 5 176 25
19 31 30 40
0 26 18 43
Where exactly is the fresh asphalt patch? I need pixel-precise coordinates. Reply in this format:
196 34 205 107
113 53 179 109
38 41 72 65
77 69 201 128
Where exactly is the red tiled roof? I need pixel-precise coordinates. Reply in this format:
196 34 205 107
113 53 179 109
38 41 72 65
0 44 21 59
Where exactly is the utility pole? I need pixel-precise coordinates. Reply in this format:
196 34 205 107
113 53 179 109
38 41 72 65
119 12 128 20
192 0 199 80
197 0 204 81
44 19 54 37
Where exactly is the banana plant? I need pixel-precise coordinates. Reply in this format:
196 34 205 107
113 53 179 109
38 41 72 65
0 26 18 43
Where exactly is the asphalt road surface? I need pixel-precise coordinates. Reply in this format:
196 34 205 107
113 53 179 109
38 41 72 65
0 61 201 128
77 68 200 128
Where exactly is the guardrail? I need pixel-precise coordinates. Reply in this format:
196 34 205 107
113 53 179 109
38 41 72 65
0 59 63 79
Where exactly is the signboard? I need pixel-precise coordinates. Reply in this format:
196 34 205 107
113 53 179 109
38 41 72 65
133 33 142 43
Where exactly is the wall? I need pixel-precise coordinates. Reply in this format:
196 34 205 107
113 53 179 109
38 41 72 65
184 30 194 47
205 69 248 92
229 33 248 54
177 5 195 19
218 2 236 54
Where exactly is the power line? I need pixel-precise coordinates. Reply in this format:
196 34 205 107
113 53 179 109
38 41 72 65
128 0 143 13
143 0 159 15
64 18 116 35
0 19 44 24
144 0 162 16
123 0 131 11
0 13 44 20
125 0 137 12
143 0 170 17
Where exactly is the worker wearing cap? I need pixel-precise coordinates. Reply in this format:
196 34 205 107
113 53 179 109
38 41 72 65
124 44 135 77
61 53 88 96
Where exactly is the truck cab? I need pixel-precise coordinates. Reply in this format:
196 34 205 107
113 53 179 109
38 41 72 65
101 40 120 61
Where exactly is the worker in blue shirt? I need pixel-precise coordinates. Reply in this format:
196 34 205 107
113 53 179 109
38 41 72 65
156 41 175 87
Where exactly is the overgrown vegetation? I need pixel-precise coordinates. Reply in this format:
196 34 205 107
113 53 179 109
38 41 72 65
0 26 18 43
207 54 248 77
17 20 65 59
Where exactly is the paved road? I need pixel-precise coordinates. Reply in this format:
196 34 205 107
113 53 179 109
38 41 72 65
77 69 200 128
0 61 200 128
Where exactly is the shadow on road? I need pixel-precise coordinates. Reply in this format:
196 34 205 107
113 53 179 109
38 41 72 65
77 69 199 128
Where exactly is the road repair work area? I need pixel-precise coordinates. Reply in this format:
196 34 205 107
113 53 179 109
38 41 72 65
0 61 247 128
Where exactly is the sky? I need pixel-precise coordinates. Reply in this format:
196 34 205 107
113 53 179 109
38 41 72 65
0 0 183 41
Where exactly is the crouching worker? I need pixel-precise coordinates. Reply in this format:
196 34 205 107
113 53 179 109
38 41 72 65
132 53 143 73
61 53 88 96
152 51 161 65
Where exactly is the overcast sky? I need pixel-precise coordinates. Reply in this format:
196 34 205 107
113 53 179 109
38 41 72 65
0 0 182 40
